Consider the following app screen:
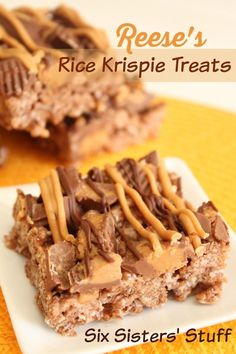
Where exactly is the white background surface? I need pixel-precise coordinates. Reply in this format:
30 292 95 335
4 0 236 111
1 158 236 354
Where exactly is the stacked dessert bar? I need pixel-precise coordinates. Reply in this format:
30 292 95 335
0 5 164 161
6 151 229 335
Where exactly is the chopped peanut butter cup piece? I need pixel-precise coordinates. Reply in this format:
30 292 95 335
46 241 77 290
70 253 122 293
212 215 229 242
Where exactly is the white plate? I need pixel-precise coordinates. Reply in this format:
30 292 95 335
0 158 236 354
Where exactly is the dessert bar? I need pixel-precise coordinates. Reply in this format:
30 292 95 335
0 5 164 161
5 151 230 335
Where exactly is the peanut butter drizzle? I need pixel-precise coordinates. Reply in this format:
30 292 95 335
0 15 44 73
0 5 38 51
39 170 75 244
13 7 55 28
155 158 208 253
0 5 108 68
0 48 42 72
143 163 207 234
158 159 207 236
142 163 208 254
105 164 182 245
0 6 108 57
0 6 64 57
50 170 74 242
53 5 89 28
115 183 162 253
53 5 109 50
142 164 160 195
175 208 208 236
13 7 66 49
0 26 25 50
142 163 181 212
0 12 44 72
39 177 62 243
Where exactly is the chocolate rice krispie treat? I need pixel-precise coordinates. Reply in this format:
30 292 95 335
6 151 230 335
0 5 164 161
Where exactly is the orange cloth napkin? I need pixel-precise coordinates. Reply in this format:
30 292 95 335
0 97 236 353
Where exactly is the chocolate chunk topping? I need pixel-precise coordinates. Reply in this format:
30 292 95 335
84 249 91 277
86 178 105 198
31 203 46 220
64 195 81 230
69 253 122 293
52 12 76 28
57 166 79 196
116 227 141 260
212 215 229 242
144 195 182 232
91 182 117 205
76 179 104 211
80 219 92 251
29 202 49 227
0 58 33 97
16 16 47 47
88 166 112 184
0 146 8 166
97 249 114 263
146 195 167 216
0 14 21 42
46 241 77 290
198 201 218 218
51 6 82 28
76 177 117 212
169 174 182 197
25 194 34 218
88 167 105 183
117 158 151 196
121 258 155 277
82 211 115 253
68 263 83 285
25 195 49 228
45 25 81 50
195 212 211 233
139 150 159 167
86 179 117 212
86 178 109 212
